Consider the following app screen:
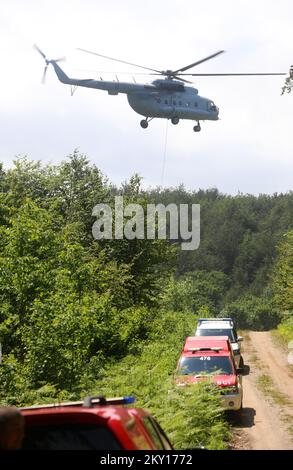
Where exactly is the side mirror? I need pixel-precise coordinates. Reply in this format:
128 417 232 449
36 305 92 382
237 336 243 342
236 367 244 375
242 365 250 376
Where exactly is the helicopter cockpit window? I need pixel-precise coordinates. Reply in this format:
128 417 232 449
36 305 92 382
208 101 217 112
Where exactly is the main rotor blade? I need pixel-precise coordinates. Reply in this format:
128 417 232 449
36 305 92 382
177 72 287 76
172 50 225 74
77 48 162 74
74 69 151 75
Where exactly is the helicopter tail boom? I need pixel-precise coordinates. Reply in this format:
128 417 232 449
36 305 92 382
50 61 72 84
51 61 146 94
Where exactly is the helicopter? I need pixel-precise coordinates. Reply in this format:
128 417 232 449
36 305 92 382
34 45 287 132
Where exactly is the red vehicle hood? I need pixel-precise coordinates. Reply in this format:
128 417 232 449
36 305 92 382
176 374 237 387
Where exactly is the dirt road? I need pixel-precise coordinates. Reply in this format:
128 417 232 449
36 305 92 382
231 331 293 450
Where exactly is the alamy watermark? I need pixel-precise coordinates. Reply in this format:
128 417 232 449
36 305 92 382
92 196 200 251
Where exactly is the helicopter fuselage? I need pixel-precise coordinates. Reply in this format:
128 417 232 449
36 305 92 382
127 84 219 121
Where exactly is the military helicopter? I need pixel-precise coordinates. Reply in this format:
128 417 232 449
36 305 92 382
34 45 286 132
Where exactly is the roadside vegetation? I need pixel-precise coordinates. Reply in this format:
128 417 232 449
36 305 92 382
271 231 293 344
0 152 292 448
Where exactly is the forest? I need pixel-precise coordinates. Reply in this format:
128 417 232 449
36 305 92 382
0 152 292 449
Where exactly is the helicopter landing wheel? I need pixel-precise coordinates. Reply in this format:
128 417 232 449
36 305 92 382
171 117 179 125
193 123 201 132
140 119 149 129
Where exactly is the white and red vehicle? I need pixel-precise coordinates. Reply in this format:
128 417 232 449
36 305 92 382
176 336 243 411
195 318 244 367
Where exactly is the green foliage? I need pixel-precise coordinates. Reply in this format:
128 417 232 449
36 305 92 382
271 231 293 343
0 353 71 406
272 231 293 314
276 321 293 343
159 383 229 450
22 292 113 389
149 187 293 299
0 154 175 398
0 153 291 448
221 295 281 330
161 271 230 314
103 174 177 307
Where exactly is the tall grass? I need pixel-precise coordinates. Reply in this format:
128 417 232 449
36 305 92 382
275 320 293 344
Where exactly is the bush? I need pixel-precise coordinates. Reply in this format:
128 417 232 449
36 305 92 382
276 318 293 344
221 295 281 330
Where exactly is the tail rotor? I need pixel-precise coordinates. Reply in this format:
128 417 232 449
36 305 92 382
33 44 65 84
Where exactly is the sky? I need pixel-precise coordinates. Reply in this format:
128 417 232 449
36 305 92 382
0 0 293 195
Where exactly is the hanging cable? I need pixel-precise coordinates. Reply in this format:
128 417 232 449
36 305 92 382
160 120 169 187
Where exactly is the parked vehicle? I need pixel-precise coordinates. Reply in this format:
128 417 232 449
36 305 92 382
176 336 243 411
20 395 173 450
195 318 244 367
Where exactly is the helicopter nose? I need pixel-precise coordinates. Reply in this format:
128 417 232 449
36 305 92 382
213 106 219 120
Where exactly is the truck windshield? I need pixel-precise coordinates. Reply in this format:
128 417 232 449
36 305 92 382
196 328 236 342
22 423 122 450
178 356 233 375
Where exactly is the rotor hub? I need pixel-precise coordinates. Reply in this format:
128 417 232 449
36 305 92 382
162 70 176 79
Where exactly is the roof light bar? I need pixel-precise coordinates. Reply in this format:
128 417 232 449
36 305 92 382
123 396 136 405
19 395 136 411
83 395 136 407
187 347 223 352
198 317 234 326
